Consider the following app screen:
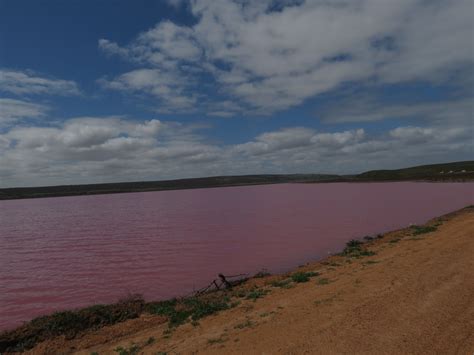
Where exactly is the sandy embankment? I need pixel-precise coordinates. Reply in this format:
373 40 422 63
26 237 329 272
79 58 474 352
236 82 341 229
31 207 474 354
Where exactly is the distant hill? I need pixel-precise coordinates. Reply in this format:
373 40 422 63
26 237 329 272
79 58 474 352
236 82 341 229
355 161 474 181
0 174 339 201
0 161 472 200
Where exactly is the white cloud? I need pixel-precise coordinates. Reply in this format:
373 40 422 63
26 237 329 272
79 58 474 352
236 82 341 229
377 0 473 83
0 69 80 96
233 127 366 156
0 98 49 126
99 68 198 113
389 126 470 144
98 0 473 116
319 97 473 124
98 39 130 58
389 126 435 143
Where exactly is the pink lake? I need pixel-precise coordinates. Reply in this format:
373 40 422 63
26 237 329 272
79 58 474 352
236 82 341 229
0 182 473 331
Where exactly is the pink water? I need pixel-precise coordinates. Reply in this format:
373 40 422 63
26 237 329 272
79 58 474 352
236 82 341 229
0 182 473 331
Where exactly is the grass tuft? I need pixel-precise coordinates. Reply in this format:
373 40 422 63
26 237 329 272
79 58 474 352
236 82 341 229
270 279 292 288
339 240 376 258
146 296 231 328
234 319 254 329
245 288 269 301
207 336 226 345
411 225 437 236
317 278 330 285
291 271 319 283
363 260 380 265
114 344 140 355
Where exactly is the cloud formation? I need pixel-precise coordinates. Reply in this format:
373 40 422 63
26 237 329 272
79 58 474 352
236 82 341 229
0 69 80 96
99 0 473 116
1 1 472 187
319 97 473 124
0 116 471 187
0 98 49 127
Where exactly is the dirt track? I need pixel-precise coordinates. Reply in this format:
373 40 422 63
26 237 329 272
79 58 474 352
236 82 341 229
30 208 474 354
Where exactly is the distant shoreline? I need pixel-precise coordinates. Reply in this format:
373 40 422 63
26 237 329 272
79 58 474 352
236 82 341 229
0 160 473 201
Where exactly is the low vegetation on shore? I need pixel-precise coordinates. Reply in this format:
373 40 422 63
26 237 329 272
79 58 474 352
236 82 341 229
0 236 377 352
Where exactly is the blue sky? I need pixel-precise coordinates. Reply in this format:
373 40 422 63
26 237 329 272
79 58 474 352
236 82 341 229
0 0 472 187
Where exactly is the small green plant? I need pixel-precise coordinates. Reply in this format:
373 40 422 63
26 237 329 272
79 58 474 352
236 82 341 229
234 319 254 329
389 238 401 243
146 296 231 328
363 260 379 265
114 344 140 355
146 299 187 327
270 279 292 288
346 239 363 247
411 225 437 235
162 329 172 339
291 271 319 283
146 337 155 345
91 352 99 355
208 336 226 345
185 297 230 321
340 239 376 258
246 288 269 301
234 289 248 298
317 278 330 285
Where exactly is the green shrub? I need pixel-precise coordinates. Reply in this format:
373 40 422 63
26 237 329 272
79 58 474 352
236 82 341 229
291 271 319 283
114 344 140 355
234 320 254 329
0 296 145 353
245 288 269 301
411 225 437 235
339 239 376 258
346 239 363 248
147 297 230 327
270 279 292 288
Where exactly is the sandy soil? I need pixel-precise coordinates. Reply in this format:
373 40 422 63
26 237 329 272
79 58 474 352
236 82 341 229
28 207 474 354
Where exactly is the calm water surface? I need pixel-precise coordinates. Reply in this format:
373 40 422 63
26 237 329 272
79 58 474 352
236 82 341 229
0 182 473 330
